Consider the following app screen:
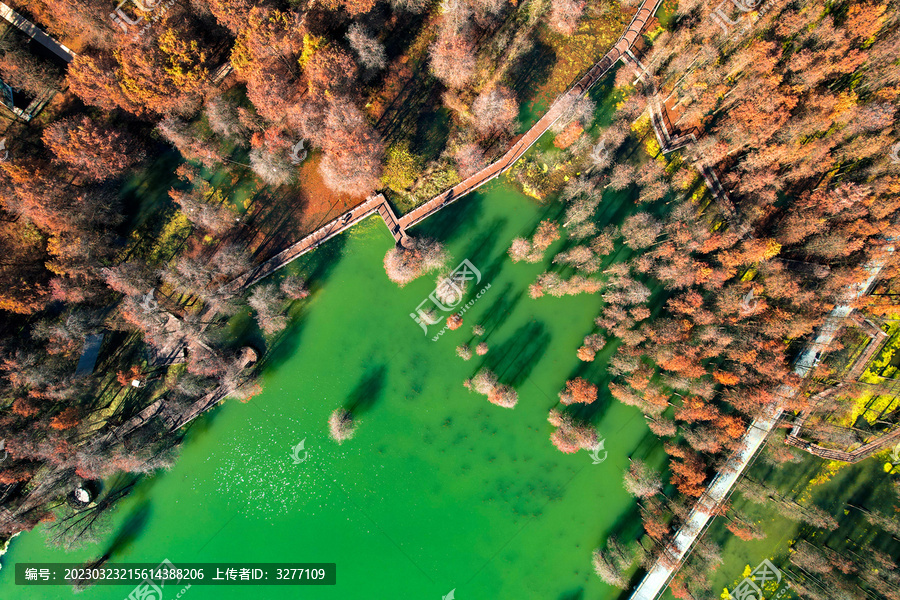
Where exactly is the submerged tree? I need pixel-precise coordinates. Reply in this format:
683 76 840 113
383 237 448 286
623 459 663 498
248 283 288 335
559 377 598 405
328 408 357 444
548 409 598 453
591 536 641 589
467 369 519 408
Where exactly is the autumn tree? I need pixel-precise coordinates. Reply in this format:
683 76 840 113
430 30 477 89
455 143 487 178
169 187 237 236
0 31 63 95
559 377 598 405
623 459 663 498
592 536 641 588
328 408 357 444
472 86 519 137
548 409 598 453
43 117 146 182
249 283 288 335
347 24 387 73
383 237 448 286
548 0 586 35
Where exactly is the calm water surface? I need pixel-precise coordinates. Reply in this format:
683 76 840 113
1 180 653 599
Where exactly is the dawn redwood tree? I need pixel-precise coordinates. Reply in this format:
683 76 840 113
623 459 663 498
248 283 288 335
551 95 596 133
347 24 387 73
304 46 359 95
383 236 448 286
299 96 384 196
591 537 639 589
471 369 498 394
43 118 146 182
169 188 236 235
249 145 294 187
608 163 636 190
559 377 598 405
66 50 136 113
455 143 487 178
487 385 518 408
430 30 477 89
471 86 519 137
205 0 262 33
328 408 357 444
457 344 473 360
0 33 63 95
508 238 531 262
447 313 463 330
548 0 586 35
577 333 606 361
157 117 223 167
205 96 250 144
548 409 598 453
280 275 310 300
621 213 662 249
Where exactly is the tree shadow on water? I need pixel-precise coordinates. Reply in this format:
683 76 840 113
474 283 525 333
558 588 584 600
408 191 487 245
98 500 152 562
345 365 387 416
457 217 508 269
484 321 550 387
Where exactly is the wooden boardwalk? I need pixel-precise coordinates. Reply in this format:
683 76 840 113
0 1 74 63
636 56 751 237
227 0 663 290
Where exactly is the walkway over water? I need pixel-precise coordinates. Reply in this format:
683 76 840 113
228 0 663 290
628 257 890 600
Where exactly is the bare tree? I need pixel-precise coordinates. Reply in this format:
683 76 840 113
623 459 663 498
205 95 249 144
472 86 519 137
548 0 586 35
248 283 288 335
249 146 294 186
347 24 387 73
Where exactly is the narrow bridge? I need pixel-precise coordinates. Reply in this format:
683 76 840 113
227 0 663 290
225 193 405 291
0 1 74 63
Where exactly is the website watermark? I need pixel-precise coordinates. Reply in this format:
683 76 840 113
110 0 177 39
0 439 8 462
289 439 308 465
589 140 611 169
410 259 491 340
124 559 191 600
726 559 791 600
890 142 900 165
290 140 308 166
442 589 456 600
710 0 772 36
0 138 9 162
588 437 608 464
740 287 759 314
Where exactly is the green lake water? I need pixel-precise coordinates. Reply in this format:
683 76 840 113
1 180 655 600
